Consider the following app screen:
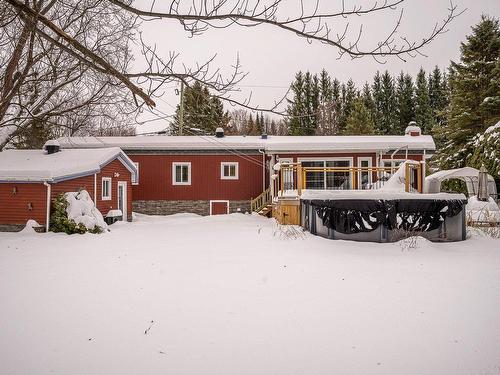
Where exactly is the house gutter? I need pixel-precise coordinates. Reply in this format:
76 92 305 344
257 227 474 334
43 181 51 233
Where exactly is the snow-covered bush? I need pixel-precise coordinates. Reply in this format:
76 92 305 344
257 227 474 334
50 190 107 234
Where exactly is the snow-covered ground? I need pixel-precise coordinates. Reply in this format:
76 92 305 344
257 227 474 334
0 213 499 375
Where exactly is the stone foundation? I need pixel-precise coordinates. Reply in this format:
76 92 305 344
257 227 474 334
133 200 252 216
0 224 45 232
229 200 251 214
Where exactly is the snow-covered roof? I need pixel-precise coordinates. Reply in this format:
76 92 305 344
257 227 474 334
0 147 137 182
56 134 435 153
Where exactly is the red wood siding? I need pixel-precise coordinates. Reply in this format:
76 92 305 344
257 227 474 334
275 152 423 165
50 175 94 202
129 154 264 201
0 183 47 225
96 159 133 220
381 154 423 161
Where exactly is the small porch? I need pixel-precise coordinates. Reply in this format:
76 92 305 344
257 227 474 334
251 161 425 225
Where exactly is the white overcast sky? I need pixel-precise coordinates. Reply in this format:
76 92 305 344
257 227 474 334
132 0 500 133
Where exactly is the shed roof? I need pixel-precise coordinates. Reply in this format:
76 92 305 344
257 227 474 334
0 147 137 182
56 134 435 153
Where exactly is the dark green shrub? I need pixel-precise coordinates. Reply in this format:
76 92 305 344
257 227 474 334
50 193 103 234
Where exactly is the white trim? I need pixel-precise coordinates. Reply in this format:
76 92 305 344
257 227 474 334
132 162 139 185
297 156 354 163
357 157 372 189
44 182 51 232
94 173 97 207
380 158 407 168
101 177 112 200
209 200 230 215
220 162 239 180
117 181 127 220
172 162 191 185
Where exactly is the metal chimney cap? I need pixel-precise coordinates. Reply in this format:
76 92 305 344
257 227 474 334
215 127 224 138
43 140 61 154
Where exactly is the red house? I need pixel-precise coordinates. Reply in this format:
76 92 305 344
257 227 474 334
56 125 435 216
0 144 137 231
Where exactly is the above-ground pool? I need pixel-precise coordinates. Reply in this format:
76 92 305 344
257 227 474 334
300 190 468 242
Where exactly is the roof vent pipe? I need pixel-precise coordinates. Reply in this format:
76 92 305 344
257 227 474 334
43 140 60 154
215 127 224 138
261 133 268 139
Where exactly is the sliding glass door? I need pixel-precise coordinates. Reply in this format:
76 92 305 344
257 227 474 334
301 159 352 190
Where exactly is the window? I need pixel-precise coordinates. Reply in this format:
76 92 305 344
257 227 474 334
300 158 353 190
382 160 405 174
221 162 239 180
172 162 191 185
358 158 372 190
132 162 139 185
102 177 111 200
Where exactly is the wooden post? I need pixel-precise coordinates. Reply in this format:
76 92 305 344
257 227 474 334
417 163 423 193
280 167 284 197
297 164 302 197
405 163 410 192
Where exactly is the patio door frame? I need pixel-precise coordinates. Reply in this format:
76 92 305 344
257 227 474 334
297 157 354 190
117 181 127 220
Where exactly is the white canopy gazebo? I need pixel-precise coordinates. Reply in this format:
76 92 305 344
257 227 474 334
425 167 497 199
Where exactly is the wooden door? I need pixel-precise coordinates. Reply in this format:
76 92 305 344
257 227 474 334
210 200 229 215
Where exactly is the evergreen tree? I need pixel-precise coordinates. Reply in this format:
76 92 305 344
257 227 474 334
311 74 321 132
371 71 384 133
286 71 307 135
319 69 332 102
245 114 257 135
343 98 376 135
361 83 375 115
12 120 53 149
435 15 500 173
396 72 415 132
467 123 500 177
303 72 313 134
428 66 448 129
377 71 398 134
171 81 230 135
332 78 341 104
316 71 340 135
414 68 435 134
339 79 357 133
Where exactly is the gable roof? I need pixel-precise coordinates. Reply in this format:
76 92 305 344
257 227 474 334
56 134 435 153
0 147 137 183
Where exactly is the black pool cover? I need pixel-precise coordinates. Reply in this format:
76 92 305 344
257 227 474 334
309 198 467 234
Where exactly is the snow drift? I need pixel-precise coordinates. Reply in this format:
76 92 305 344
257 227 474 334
65 190 107 231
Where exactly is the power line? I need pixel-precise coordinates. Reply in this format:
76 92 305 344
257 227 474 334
142 106 265 168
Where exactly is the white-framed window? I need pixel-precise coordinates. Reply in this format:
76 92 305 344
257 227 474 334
221 162 239 180
172 162 191 185
381 159 406 173
358 157 372 190
132 162 139 185
102 177 112 200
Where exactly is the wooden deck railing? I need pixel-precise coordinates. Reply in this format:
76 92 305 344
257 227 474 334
251 188 271 212
274 161 423 198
